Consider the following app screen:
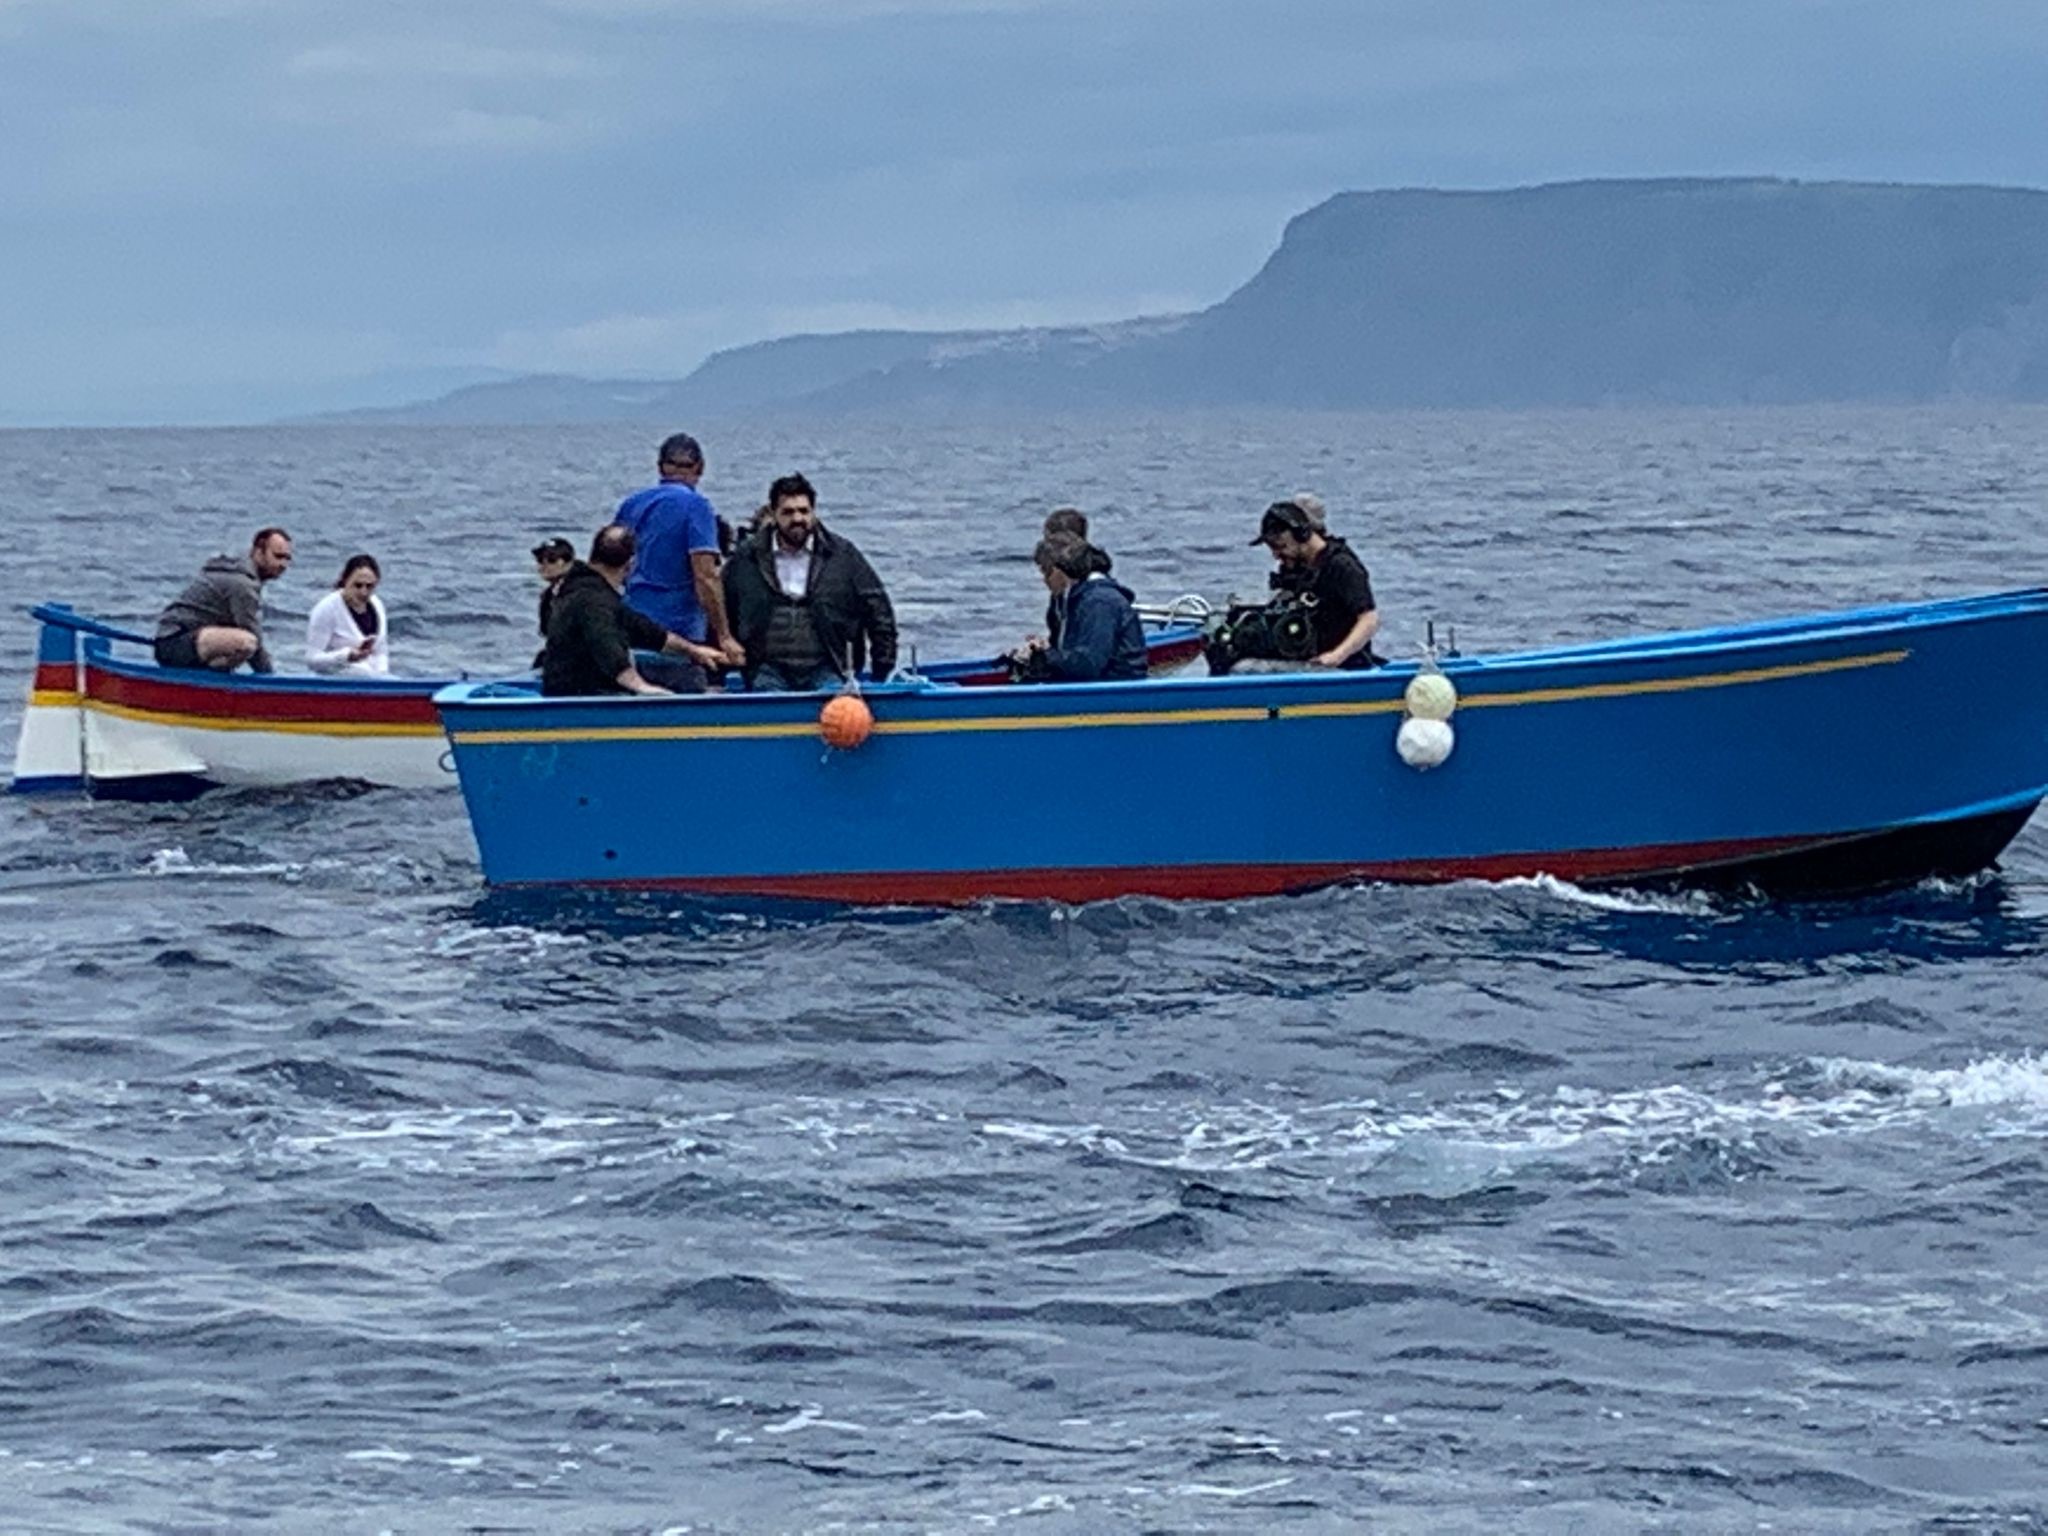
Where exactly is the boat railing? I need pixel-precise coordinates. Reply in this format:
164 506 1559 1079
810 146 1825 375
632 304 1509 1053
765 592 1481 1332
29 604 153 647
1134 594 1214 627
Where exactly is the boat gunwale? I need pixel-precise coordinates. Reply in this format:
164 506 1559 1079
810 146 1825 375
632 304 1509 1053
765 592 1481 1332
432 585 2048 721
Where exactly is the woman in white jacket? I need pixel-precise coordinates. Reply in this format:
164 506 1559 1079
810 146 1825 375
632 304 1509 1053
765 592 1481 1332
305 554 391 675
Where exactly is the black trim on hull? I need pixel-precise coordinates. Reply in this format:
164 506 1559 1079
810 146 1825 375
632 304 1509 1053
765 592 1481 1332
86 772 217 804
1616 803 2040 898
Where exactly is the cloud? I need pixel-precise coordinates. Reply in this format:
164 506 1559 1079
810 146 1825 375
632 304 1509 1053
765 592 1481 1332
285 40 608 82
6 0 2048 422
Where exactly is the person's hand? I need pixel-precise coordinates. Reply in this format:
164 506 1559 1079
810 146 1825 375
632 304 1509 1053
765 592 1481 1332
685 641 725 670
719 637 746 667
350 637 376 662
1311 650 1341 668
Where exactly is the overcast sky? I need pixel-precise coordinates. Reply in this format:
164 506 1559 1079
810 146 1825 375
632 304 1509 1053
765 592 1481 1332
3 0 2045 424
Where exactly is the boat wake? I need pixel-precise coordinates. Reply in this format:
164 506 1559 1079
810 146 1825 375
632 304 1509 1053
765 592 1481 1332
978 1049 2048 1200
1488 872 1718 916
240 1051 2048 1204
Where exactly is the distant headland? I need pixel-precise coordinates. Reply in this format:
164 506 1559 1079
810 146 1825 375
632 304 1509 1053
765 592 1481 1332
325 178 2048 423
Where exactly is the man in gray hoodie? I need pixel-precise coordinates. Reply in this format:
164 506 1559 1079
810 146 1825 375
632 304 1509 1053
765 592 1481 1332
153 528 294 673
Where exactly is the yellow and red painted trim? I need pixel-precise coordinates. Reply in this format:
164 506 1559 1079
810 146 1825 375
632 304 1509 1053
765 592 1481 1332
448 647 1910 748
77 664 443 737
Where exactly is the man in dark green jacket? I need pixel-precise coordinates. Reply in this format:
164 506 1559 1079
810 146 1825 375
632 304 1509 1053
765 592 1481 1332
722 474 898 692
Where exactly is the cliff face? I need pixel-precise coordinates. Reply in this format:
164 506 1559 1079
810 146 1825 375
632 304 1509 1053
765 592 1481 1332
1175 179 2048 407
358 179 2048 422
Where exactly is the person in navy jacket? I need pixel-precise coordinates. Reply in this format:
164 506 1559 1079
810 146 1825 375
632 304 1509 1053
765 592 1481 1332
1022 533 1147 682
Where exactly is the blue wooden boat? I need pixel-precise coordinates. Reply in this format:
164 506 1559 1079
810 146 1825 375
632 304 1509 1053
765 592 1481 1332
9 604 1206 799
433 588 2048 902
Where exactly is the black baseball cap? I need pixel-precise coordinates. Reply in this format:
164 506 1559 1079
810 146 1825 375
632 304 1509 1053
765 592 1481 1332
531 537 574 562
1251 500 1315 544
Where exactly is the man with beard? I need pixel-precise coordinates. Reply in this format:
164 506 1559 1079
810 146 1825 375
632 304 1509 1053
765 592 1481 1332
1252 499 1382 669
154 527 294 673
722 473 898 692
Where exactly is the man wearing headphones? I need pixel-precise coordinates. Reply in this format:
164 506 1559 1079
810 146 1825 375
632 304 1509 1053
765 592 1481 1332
1252 500 1382 669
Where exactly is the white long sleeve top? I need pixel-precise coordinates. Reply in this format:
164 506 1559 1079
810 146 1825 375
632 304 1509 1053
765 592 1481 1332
305 589 391 675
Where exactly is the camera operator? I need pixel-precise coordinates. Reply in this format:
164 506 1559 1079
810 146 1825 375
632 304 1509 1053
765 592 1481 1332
1251 500 1382 669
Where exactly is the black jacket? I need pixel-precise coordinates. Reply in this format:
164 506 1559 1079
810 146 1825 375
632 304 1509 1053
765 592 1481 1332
541 563 670 696
1042 576 1147 682
723 524 898 683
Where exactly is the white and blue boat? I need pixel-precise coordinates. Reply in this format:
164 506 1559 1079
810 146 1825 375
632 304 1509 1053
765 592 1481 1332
434 588 2048 903
10 603 1206 799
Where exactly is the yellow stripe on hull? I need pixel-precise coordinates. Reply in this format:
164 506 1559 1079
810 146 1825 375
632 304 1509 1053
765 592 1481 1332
447 648 1910 747
81 698 443 739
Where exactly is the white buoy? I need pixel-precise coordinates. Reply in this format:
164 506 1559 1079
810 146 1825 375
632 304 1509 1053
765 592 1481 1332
1396 716 1455 769
1403 671 1458 722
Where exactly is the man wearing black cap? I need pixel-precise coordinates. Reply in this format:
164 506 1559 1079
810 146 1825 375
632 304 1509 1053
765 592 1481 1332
532 537 575 666
1252 501 1381 669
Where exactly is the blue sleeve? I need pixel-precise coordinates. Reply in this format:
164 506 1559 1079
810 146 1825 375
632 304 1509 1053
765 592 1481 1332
1043 589 1115 680
683 493 719 557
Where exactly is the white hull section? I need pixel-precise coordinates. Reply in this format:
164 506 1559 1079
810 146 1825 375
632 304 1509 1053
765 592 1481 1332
83 706 453 790
10 698 86 790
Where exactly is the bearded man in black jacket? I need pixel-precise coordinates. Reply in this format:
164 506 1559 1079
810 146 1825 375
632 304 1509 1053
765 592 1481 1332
723 474 898 692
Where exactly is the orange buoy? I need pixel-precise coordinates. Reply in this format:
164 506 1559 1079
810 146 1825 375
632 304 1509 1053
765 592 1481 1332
819 692 874 750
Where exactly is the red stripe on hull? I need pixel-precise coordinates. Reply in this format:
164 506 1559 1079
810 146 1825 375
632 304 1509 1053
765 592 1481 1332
1146 638 1207 669
87 666 441 726
564 833 1819 904
33 661 76 691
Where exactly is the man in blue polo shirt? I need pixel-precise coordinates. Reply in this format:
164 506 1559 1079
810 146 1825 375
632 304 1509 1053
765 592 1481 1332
614 432 743 667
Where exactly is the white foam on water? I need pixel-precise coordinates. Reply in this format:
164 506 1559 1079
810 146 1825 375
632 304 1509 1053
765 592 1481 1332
429 924 588 961
1176 1475 1297 1500
761 1406 865 1436
1800 1052 2048 1119
977 1051 2048 1196
266 1106 635 1175
1490 873 1717 916
140 846 324 880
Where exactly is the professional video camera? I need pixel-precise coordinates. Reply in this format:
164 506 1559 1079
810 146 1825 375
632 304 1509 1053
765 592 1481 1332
1202 592 1319 675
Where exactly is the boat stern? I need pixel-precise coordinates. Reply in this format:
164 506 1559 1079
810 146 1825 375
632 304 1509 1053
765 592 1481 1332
8 605 87 793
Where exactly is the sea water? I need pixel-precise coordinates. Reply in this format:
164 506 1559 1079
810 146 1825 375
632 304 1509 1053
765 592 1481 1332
1 406 2046 1530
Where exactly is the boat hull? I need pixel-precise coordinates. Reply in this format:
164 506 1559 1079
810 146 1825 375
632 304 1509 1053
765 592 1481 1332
436 589 2048 903
9 607 1206 799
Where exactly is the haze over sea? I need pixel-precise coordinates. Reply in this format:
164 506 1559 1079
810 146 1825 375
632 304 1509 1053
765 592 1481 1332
3 406 2048 1532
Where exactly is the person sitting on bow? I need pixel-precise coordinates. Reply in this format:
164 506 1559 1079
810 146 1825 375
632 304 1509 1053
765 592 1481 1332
153 527 293 673
305 554 390 675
